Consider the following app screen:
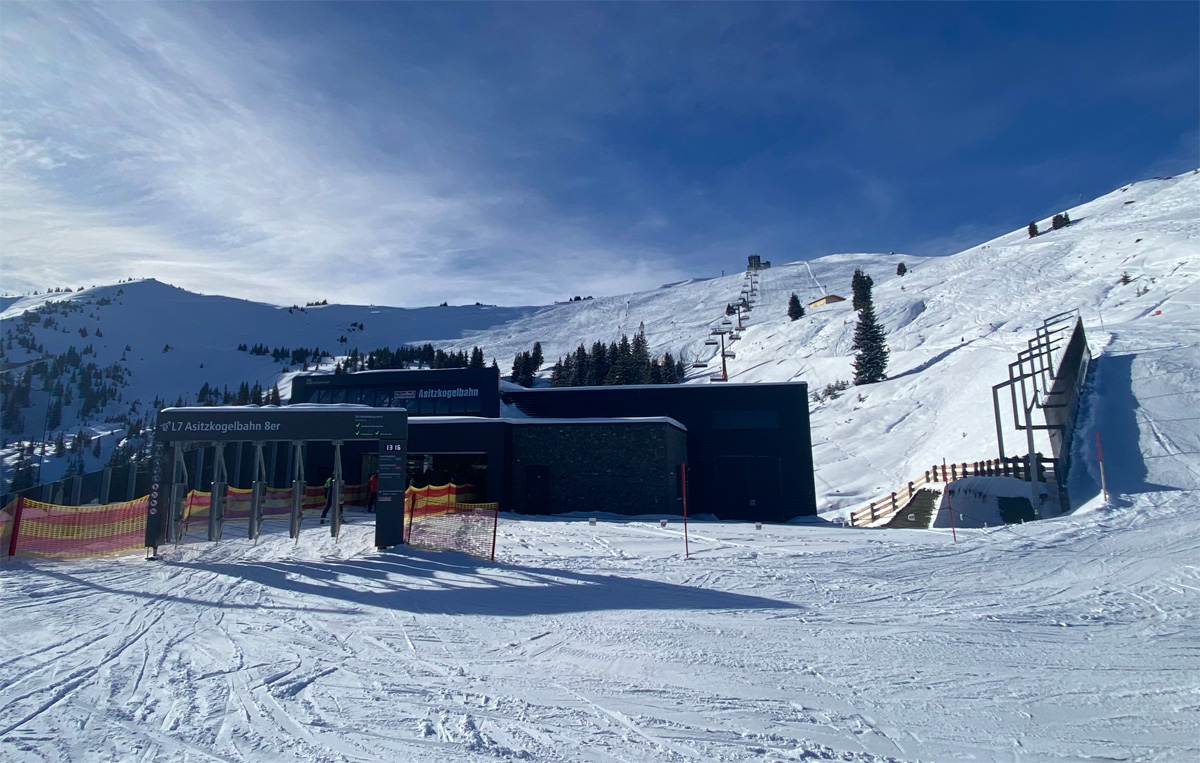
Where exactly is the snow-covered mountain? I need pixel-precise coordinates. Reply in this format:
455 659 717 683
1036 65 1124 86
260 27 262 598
3 170 1198 515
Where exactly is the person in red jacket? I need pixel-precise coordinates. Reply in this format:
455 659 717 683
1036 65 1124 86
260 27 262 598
367 473 378 513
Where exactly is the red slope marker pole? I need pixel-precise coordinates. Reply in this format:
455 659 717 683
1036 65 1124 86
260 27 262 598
681 463 690 560
1096 432 1110 504
8 496 26 557
946 488 957 543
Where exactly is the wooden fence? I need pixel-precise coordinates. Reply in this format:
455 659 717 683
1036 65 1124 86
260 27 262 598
848 455 1058 527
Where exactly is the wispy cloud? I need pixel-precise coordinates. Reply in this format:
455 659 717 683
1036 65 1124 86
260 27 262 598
0 3 685 305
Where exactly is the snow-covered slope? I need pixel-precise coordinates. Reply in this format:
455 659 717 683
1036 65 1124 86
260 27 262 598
2 171 1198 511
444 171 1200 510
0 281 541 483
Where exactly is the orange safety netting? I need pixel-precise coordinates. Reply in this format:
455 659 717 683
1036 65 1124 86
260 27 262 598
177 483 357 524
405 483 497 560
5 497 148 559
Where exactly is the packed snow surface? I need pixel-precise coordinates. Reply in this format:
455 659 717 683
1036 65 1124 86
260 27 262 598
2 489 1197 762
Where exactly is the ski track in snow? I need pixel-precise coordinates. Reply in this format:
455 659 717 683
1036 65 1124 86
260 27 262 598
2 487 1199 762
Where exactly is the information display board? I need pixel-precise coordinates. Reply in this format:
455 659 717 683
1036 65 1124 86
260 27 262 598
374 439 408 547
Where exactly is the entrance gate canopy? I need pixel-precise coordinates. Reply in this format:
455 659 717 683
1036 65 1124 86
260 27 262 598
147 405 408 551
153 404 407 443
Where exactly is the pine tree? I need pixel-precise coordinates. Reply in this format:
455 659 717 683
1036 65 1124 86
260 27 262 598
469 346 485 369
787 293 804 321
852 294 888 385
851 269 874 311
631 325 652 384
661 351 678 384
531 342 544 371
571 345 588 386
896 262 907 277
589 341 609 386
1028 221 1039 238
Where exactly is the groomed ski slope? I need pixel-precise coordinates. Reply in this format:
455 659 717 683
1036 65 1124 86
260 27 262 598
1 490 1196 760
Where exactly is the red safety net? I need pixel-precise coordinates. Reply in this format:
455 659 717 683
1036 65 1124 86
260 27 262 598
4 496 148 560
405 484 497 561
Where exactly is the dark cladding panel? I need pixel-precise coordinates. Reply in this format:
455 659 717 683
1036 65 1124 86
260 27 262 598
503 383 816 521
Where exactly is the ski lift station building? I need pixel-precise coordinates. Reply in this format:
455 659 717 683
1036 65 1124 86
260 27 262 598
808 294 846 308
279 367 817 522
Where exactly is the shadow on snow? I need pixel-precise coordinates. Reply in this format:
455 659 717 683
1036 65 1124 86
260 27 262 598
170 549 800 617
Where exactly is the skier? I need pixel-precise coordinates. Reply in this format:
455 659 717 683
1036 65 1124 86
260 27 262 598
367 472 378 513
319 474 338 524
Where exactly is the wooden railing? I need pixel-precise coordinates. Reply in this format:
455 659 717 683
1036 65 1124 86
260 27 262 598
848 455 1058 527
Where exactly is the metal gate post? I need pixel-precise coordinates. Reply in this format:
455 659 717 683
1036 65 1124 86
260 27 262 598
168 445 189 545
330 440 344 538
289 442 306 539
1026 392 1041 520
249 442 266 540
208 443 228 542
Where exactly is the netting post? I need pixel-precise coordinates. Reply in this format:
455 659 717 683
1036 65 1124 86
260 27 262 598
405 491 414 544
681 462 690 560
489 505 498 562
7 496 24 557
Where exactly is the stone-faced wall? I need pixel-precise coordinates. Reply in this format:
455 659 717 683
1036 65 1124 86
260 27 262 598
511 421 686 516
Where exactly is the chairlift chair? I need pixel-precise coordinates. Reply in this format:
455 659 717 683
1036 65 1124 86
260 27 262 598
692 361 708 368
723 351 736 359
704 338 719 346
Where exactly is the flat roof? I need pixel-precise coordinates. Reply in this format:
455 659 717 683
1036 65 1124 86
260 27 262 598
503 380 808 392
409 416 687 431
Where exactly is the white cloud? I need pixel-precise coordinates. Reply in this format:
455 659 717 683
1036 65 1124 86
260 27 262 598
0 3 685 306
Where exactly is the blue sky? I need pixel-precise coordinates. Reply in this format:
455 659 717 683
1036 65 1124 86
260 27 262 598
2 2 1196 307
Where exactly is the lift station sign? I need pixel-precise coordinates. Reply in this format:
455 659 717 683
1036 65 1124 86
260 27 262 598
154 406 408 442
